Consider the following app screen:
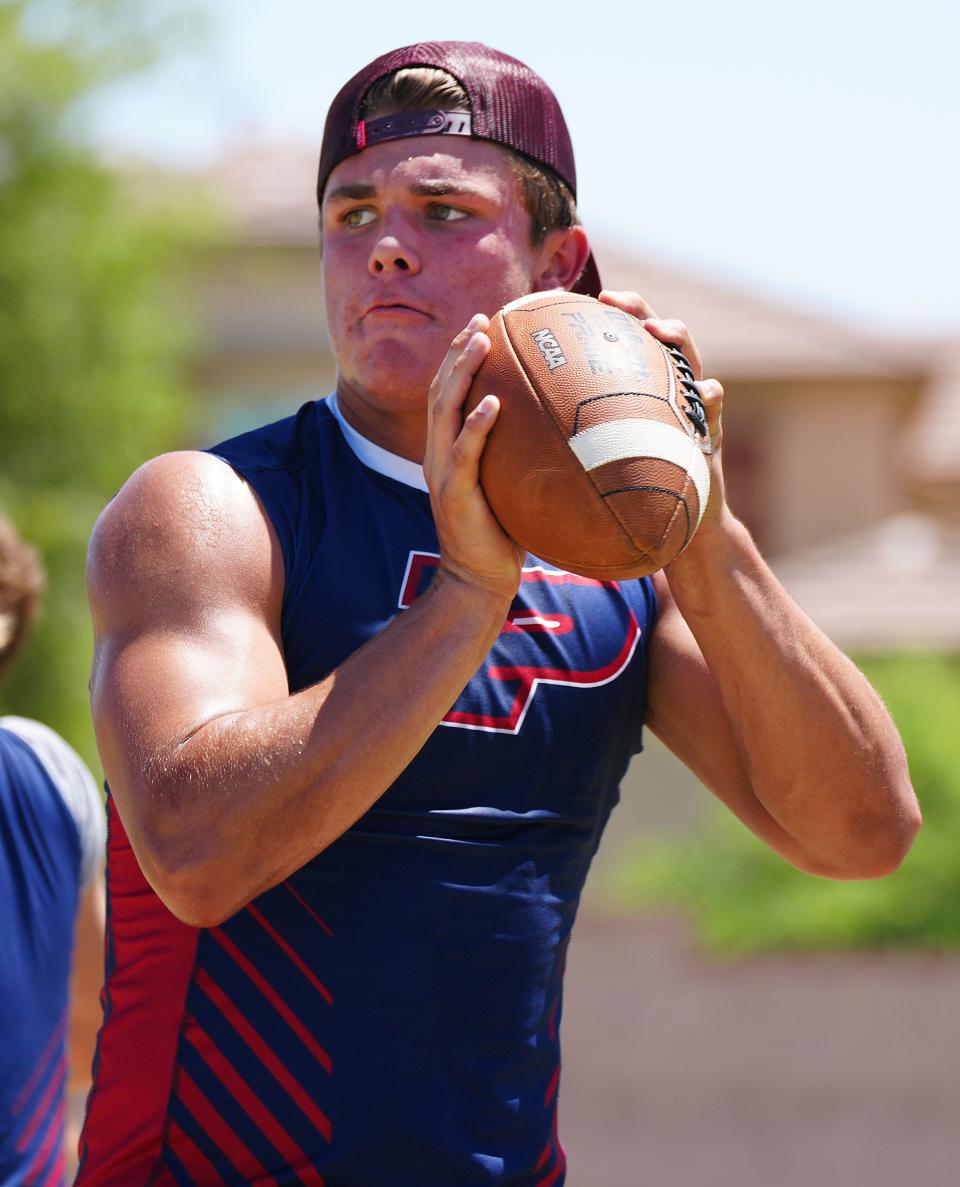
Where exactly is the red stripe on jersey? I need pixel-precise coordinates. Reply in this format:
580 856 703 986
196 968 332 1141
536 1158 565 1187
246 904 333 1004
165 1118 224 1184
547 999 558 1042
210 928 332 1073
283 880 334 938
175 1066 280 1186
21 1095 63 1185
534 1109 566 1187
12 1011 66 1114
183 1017 326 1187
15 1058 64 1151
41 1145 65 1187
75 799 200 1187
544 1065 560 1106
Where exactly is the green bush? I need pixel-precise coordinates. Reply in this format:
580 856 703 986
0 0 203 771
607 653 960 952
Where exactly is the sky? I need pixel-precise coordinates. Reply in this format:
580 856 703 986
81 0 960 338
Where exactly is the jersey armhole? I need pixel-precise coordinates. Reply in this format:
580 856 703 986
0 717 105 886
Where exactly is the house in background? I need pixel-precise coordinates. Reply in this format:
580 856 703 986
186 143 960 655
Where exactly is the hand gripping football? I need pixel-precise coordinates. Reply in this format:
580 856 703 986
465 291 712 579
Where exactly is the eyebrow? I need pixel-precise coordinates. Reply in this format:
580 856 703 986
409 180 482 198
324 182 377 204
324 179 489 205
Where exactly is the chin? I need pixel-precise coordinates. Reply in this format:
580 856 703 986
344 343 442 406
339 363 434 416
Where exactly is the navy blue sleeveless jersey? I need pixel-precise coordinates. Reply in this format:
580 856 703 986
2 719 103 1187
76 398 658 1187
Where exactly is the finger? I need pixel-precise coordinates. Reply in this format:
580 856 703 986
643 318 703 380
427 319 490 455
598 289 659 321
442 395 501 498
428 313 489 411
696 378 724 451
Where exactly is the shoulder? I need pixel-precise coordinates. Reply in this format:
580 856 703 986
92 449 262 546
0 716 105 886
87 450 282 628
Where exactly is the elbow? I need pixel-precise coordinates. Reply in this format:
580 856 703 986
151 868 244 930
132 797 252 929
140 845 247 929
865 779 923 879
801 796 923 882
872 796 923 878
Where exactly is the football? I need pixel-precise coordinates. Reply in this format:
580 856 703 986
465 290 713 580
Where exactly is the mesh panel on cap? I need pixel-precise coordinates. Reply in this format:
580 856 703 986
317 41 577 201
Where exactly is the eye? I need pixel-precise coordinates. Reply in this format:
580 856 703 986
342 208 376 228
428 203 468 222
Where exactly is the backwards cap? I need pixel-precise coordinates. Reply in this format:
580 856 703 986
316 40 601 297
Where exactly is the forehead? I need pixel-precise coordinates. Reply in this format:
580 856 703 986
323 135 521 202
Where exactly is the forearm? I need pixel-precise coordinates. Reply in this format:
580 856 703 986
662 510 919 876
118 572 509 925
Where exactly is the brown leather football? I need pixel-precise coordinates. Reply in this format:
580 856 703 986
465 291 712 579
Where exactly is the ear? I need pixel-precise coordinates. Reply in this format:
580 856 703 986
533 225 592 292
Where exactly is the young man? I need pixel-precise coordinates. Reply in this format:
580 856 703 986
79 42 919 1187
0 516 105 1186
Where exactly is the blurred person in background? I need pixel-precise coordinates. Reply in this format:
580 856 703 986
0 515 105 1186
79 41 919 1187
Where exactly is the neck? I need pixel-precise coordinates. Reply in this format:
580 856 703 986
334 378 428 464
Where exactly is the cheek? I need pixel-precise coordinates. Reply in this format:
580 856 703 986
321 246 360 325
466 227 537 292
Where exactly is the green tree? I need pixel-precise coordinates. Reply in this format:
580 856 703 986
0 0 202 769
608 653 960 952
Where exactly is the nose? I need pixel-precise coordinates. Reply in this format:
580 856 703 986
369 226 421 277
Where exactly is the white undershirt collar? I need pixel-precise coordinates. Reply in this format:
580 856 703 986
326 394 429 494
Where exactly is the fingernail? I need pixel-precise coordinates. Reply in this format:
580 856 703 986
466 313 483 332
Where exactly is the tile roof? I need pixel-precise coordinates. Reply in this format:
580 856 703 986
898 341 960 484
772 513 960 650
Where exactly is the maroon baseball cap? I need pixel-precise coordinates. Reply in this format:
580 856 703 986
316 40 601 297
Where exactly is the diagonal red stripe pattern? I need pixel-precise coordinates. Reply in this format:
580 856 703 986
15 1058 65 1153
246 904 333 1005
21 1095 64 1185
196 967 332 1141
175 1065 280 1186
544 1064 560 1107
41 1145 65 1187
181 1018 326 1187
165 1117 224 1185
283 880 334 938
209 928 332 1073
12 1012 66 1115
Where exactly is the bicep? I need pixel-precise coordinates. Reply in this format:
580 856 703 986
87 453 288 820
93 613 289 786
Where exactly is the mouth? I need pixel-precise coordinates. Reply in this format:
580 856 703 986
363 302 432 321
